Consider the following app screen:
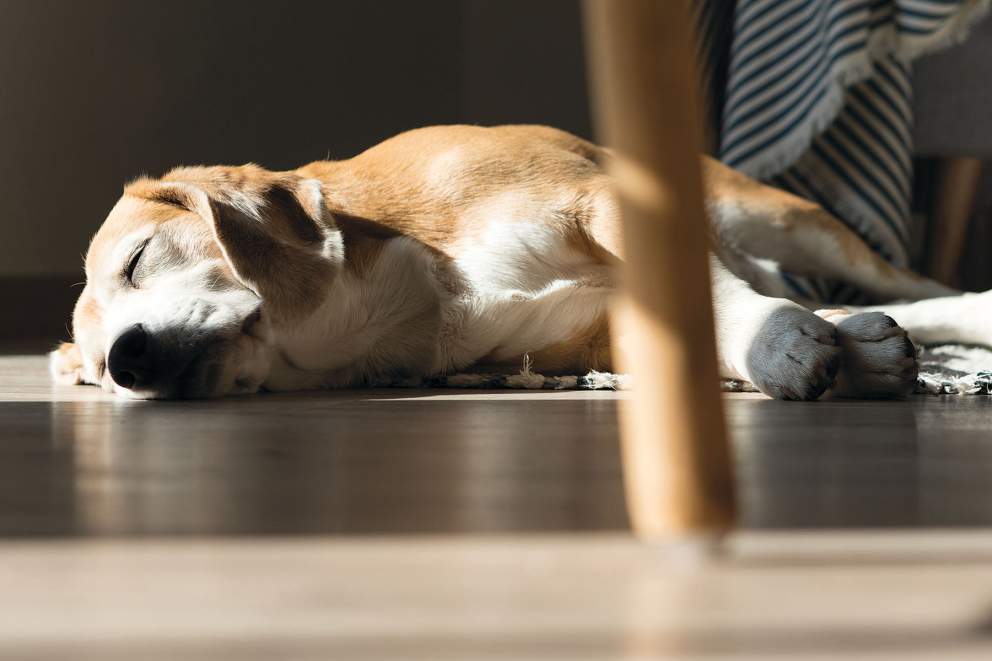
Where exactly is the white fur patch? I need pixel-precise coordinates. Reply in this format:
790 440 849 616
264 208 614 389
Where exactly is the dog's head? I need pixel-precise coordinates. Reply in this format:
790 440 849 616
51 164 343 398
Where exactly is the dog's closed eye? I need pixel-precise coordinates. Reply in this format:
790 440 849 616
124 241 148 287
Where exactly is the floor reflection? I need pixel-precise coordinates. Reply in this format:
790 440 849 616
729 397 992 528
0 390 986 536
34 395 627 536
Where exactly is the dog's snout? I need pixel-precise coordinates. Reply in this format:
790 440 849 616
108 324 151 389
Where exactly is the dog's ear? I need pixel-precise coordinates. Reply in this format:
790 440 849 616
134 170 344 323
49 342 87 385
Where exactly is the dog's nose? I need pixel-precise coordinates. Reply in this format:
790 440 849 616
108 324 151 389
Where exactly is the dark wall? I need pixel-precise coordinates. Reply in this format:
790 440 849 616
0 0 590 279
461 0 590 137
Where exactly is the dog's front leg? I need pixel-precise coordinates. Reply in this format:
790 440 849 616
710 256 843 400
711 257 918 399
858 292 992 348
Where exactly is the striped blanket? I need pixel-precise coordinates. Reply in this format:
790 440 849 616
696 0 990 302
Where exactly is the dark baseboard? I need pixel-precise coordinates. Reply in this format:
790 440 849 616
0 276 80 352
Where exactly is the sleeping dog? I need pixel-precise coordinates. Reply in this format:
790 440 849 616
51 124 977 399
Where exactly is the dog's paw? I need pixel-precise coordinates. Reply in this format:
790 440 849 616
745 307 842 400
49 342 87 386
828 312 917 398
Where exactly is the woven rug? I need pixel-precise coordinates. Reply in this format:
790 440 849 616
374 348 992 395
721 344 992 395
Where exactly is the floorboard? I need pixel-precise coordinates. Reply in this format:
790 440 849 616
2 356 992 535
3 532 992 660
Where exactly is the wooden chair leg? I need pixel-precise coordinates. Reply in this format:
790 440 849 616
927 157 982 287
582 0 736 538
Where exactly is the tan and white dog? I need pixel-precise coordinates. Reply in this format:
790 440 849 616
50 125 979 400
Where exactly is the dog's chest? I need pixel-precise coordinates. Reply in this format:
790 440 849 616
441 221 613 369
269 227 612 387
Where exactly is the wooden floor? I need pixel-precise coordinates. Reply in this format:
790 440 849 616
3 356 992 535
4 354 992 659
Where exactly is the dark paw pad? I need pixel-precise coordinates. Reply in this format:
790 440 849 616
746 307 842 401
831 312 917 398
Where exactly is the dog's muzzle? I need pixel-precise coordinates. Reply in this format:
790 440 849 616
107 323 219 398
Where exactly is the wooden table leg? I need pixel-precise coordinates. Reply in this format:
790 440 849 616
582 0 736 539
927 156 981 287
